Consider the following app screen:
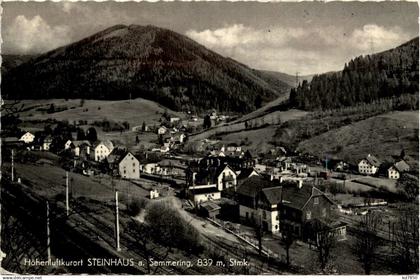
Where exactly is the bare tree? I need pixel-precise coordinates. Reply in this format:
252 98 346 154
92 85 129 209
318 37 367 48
127 220 168 274
394 207 419 274
313 221 335 272
352 212 381 274
281 229 295 267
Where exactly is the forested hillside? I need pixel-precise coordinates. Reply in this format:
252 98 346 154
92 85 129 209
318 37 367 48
289 37 419 110
2 24 290 114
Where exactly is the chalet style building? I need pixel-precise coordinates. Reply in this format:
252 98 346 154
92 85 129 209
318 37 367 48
358 154 381 175
69 140 91 159
236 176 282 232
235 177 345 241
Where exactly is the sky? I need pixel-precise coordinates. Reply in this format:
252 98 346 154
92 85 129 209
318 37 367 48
1 1 418 75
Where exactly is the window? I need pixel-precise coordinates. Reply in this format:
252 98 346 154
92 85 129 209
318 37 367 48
276 215 279 221
133 169 135 173
314 197 319 205
306 211 311 220
322 208 327 217
246 212 249 219
133 163 136 167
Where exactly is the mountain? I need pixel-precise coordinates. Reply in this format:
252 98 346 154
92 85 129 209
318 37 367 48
1 54 35 74
289 37 419 110
258 70 313 88
2 24 291 114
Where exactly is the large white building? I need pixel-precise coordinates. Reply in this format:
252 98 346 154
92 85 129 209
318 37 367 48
118 152 140 179
93 140 114 162
387 160 410 179
358 154 381 175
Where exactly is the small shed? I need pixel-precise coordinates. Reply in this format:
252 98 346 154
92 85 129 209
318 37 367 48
200 201 221 219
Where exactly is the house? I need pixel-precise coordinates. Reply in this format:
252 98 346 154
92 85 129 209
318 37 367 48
358 154 381 175
187 184 221 205
279 183 337 241
173 132 186 144
93 140 114 162
158 126 168 135
118 152 140 179
71 140 91 158
200 201 221 219
186 163 237 191
388 160 410 179
235 177 343 239
42 136 53 151
236 176 280 232
170 117 181 123
64 140 73 150
19 132 35 143
140 163 168 176
236 168 260 186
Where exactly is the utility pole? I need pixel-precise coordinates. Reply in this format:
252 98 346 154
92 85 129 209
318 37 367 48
11 149 14 182
46 201 51 262
115 191 121 252
66 171 69 217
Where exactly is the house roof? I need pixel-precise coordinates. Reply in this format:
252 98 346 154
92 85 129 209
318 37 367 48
365 154 381 167
191 187 219 195
107 148 128 164
94 140 114 150
200 201 221 212
261 187 283 205
394 160 410 172
281 184 313 210
237 168 259 181
236 176 277 198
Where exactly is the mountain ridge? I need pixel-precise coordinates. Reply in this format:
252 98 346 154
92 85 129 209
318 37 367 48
2 24 291 113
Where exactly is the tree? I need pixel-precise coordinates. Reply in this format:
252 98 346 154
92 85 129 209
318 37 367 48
394 207 419 274
252 215 264 256
86 127 97 142
203 115 212 129
313 221 335 272
396 173 419 201
135 136 140 145
254 95 262 109
352 212 381 274
142 121 147 132
76 128 85 140
281 229 295 266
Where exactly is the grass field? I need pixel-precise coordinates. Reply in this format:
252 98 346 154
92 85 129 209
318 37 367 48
12 98 184 127
297 111 419 165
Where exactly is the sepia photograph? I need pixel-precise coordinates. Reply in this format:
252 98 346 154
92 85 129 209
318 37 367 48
0 0 419 276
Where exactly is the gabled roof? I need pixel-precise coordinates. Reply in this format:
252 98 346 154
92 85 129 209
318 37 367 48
237 168 259 181
261 187 283 205
236 176 277 198
364 154 381 167
107 147 128 164
394 160 410 172
281 184 313 210
94 140 114 150
200 201 221 211
191 187 219 195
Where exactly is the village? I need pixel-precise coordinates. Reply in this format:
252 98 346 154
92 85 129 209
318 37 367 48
1 107 418 275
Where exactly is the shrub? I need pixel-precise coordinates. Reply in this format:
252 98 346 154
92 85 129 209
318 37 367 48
127 198 148 216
